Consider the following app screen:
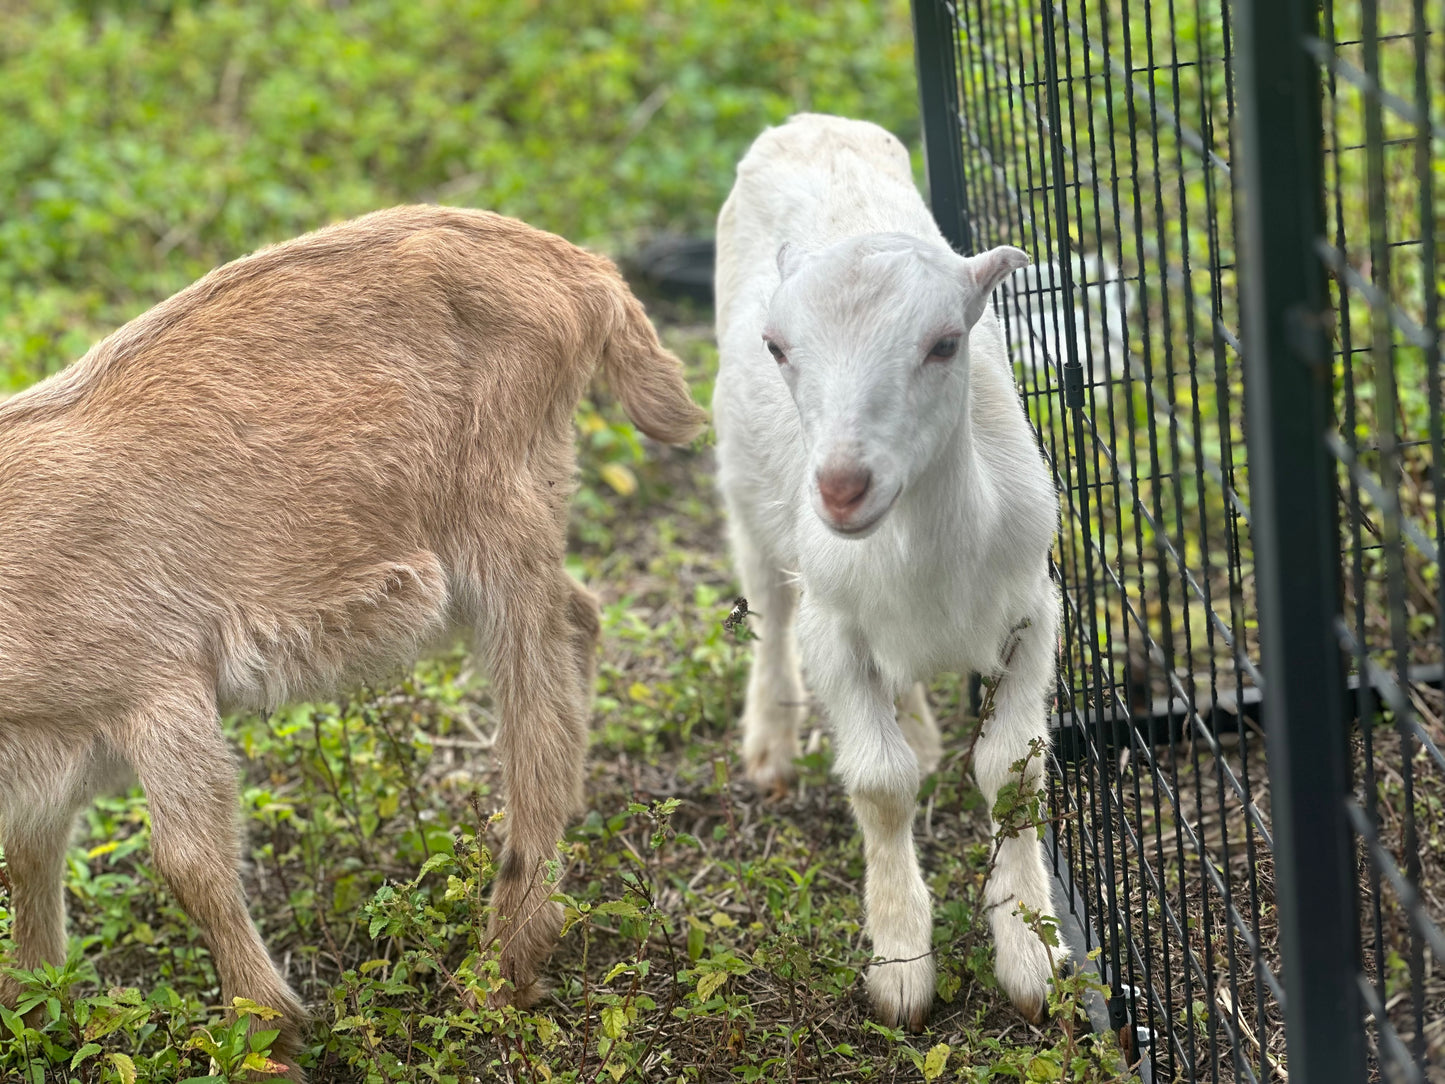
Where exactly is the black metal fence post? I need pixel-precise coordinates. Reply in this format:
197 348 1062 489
1234 1 1367 1081
913 0 986 722
912 0 970 253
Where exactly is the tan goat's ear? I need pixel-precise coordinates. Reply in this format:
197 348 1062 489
777 241 813 282
960 245 1030 328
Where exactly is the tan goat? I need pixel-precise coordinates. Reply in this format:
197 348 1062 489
0 205 706 1076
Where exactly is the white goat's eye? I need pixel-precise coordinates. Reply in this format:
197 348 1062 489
765 340 787 364
927 336 960 362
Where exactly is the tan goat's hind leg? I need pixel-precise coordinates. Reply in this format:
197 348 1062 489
0 798 80 1011
564 577 602 723
484 574 590 1008
122 695 307 1080
0 743 123 1014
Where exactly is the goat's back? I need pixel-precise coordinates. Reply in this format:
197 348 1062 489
715 114 936 331
0 206 628 720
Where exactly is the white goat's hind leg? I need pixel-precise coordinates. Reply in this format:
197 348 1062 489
895 683 942 776
973 608 1067 1022
801 608 935 1029
732 525 805 794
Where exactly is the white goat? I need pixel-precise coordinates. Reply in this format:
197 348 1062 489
713 114 1065 1028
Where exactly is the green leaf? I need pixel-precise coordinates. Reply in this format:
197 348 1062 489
417 852 452 878
249 1027 281 1052
70 1042 102 1069
1 1006 27 1040
242 1051 291 1074
369 911 389 939
561 906 588 936
696 970 728 1001
231 997 282 1020
687 921 707 962
923 1043 950 1081
593 899 643 920
600 1004 627 1040
599 462 637 496
1026 1054 1063 1081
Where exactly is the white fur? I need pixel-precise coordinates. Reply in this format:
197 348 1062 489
713 114 1067 1027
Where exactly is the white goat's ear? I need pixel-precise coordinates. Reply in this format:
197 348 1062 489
776 241 812 282
960 246 1030 328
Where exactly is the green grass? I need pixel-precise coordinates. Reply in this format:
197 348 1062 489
0 2 1134 1081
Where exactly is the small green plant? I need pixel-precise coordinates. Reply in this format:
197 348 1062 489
0 948 276 1083
183 999 289 1082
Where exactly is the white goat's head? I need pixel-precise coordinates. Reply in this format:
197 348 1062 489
761 233 1028 538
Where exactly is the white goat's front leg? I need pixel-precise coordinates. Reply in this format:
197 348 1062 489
800 603 934 1029
974 604 1067 1022
731 525 806 794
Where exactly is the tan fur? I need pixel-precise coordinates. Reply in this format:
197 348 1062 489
0 205 705 1077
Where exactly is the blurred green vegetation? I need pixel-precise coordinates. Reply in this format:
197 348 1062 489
0 0 920 395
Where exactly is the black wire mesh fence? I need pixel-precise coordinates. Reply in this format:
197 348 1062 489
912 0 1444 1080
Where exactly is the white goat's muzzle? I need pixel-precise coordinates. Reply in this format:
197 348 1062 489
813 459 900 538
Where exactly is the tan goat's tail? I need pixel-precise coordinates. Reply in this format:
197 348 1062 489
599 276 708 446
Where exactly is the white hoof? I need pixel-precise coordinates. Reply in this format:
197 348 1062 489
866 951 936 1032
991 902 1067 1023
741 724 799 795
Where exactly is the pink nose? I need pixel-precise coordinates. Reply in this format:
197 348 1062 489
817 466 872 520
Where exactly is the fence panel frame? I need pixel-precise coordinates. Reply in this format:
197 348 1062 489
908 0 1415 1079
913 0 971 253
1233 0 1368 1080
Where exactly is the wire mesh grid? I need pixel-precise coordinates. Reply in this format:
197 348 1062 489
914 0 1443 1080
1316 0 1445 1077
